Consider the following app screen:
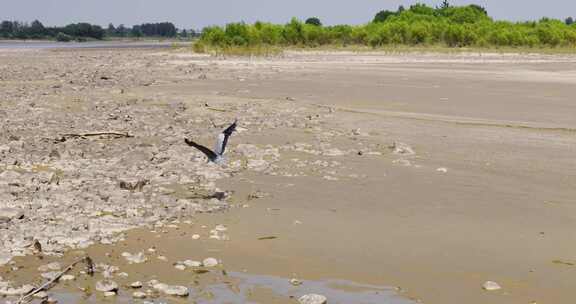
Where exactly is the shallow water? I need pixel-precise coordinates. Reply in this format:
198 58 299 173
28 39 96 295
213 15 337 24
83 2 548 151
205 272 414 304
28 272 413 304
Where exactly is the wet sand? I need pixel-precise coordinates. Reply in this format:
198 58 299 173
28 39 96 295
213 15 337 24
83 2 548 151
1 49 576 304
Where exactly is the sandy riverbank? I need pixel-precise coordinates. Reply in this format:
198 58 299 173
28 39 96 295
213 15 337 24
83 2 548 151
1 48 576 303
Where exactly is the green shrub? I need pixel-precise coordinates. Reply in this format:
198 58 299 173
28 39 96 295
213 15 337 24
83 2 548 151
305 17 322 27
55 32 72 42
198 4 576 50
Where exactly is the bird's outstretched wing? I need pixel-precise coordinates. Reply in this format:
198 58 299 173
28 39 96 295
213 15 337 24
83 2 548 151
215 120 237 156
185 138 217 161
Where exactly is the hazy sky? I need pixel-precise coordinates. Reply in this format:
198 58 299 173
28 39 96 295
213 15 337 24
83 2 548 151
2 0 575 29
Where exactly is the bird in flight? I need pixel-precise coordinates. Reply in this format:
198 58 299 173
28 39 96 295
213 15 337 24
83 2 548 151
185 119 237 163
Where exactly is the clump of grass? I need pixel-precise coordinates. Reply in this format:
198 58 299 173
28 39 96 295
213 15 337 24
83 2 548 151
193 41 282 56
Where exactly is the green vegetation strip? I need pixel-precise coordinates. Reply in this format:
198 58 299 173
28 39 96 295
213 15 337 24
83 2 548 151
196 3 576 52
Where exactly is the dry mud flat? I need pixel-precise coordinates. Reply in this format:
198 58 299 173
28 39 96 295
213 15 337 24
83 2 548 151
1 48 576 304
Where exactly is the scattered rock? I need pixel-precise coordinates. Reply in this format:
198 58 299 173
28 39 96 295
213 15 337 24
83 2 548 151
0 208 24 222
49 149 60 159
41 271 60 280
157 255 168 261
44 297 58 304
202 257 219 267
174 264 186 270
132 291 147 299
393 159 413 167
60 274 75 281
96 280 119 292
298 294 327 304
33 291 49 299
290 278 303 286
247 190 268 200
182 260 202 267
0 284 35 296
119 180 149 191
191 234 201 240
130 281 143 288
153 283 189 297
323 148 347 156
0 253 11 266
214 224 227 232
38 262 61 272
482 281 502 291
103 291 117 297
390 142 415 156
122 252 147 264
436 167 448 173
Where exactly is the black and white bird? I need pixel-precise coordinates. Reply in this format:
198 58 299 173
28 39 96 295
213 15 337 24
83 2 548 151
185 120 237 163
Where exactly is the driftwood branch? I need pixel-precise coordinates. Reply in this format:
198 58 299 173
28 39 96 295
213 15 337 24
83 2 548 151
55 132 133 143
17 256 94 304
205 107 230 112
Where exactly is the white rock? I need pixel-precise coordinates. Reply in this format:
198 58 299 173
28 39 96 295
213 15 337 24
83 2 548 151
182 260 202 267
202 257 218 267
41 297 58 304
366 151 382 155
133 291 147 299
290 278 303 286
0 208 24 221
41 271 60 280
122 252 147 264
153 283 189 297
174 264 186 270
298 294 327 304
191 234 201 240
0 253 11 266
0 284 35 296
96 280 118 292
45 297 58 304
393 159 412 167
38 262 61 272
390 142 415 155
130 281 143 288
214 224 227 232
103 291 116 297
157 255 167 261
436 167 448 173
323 148 347 156
60 274 75 281
33 291 49 299
482 281 501 291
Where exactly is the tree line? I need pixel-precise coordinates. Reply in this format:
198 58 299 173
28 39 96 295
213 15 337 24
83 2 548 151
0 20 196 41
198 2 576 49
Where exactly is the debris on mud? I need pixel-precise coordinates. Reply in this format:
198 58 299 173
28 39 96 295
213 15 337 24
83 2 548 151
96 280 118 292
482 281 502 291
298 293 328 304
152 283 189 297
121 252 147 264
390 142 415 156
202 257 219 267
119 179 149 191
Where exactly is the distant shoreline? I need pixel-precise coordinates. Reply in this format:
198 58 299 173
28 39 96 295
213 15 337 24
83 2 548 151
0 40 189 49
